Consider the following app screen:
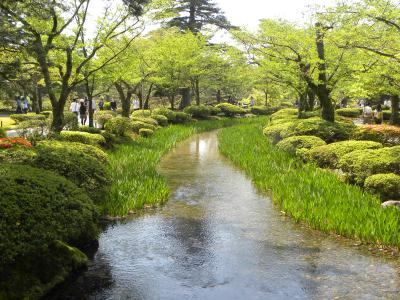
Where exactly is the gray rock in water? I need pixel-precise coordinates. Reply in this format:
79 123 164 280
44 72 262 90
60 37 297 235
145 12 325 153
381 201 400 209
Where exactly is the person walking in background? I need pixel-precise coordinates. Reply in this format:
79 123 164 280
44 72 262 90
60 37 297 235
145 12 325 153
79 100 87 125
92 98 97 114
22 96 29 114
374 104 383 125
98 98 104 111
250 97 255 107
70 98 79 119
110 98 117 111
363 103 373 124
16 96 22 114
133 99 140 111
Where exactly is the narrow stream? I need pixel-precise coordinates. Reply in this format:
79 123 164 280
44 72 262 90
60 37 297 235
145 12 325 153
50 131 400 299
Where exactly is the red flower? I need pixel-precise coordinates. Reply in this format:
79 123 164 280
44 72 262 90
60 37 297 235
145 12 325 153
0 138 32 149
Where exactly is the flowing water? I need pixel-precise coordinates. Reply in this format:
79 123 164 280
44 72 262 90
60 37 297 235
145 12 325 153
50 131 400 299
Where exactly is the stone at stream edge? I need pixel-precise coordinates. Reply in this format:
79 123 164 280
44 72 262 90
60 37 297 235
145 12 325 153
381 201 400 209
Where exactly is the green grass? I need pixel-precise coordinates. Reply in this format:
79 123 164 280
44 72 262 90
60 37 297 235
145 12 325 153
103 117 266 217
218 119 400 248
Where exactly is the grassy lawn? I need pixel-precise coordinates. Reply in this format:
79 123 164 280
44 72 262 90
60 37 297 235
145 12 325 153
218 118 400 248
102 117 267 217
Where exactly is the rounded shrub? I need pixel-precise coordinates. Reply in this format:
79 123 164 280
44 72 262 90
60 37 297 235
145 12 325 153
263 121 295 144
209 106 221 116
79 125 102 134
152 114 168 127
0 147 37 164
152 108 176 122
365 173 400 201
139 128 154 138
94 110 117 129
60 131 106 147
352 125 400 146
131 110 151 118
100 131 117 148
184 105 212 119
383 110 391 121
271 108 298 122
336 108 362 118
33 141 110 203
131 121 156 133
171 111 192 124
308 140 383 169
339 146 400 185
131 117 158 127
250 106 270 116
104 117 131 137
0 164 98 267
62 112 79 131
10 113 46 124
216 103 246 117
276 135 326 155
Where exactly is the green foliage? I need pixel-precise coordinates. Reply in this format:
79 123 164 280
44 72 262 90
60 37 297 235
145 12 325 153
336 108 362 118
383 110 391 121
339 146 400 185
104 117 132 137
132 110 152 118
209 106 221 116
171 111 192 124
94 110 117 129
100 131 118 148
62 112 79 131
79 125 102 134
0 164 98 267
0 147 37 164
139 128 154 138
307 141 383 169
153 108 176 122
10 113 46 124
60 131 106 147
270 108 298 123
276 135 326 155
216 103 247 117
352 125 400 146
152 114 169 126
219 119 400 248
263 121 295 144
365 173 400 201
32 141 110 203
250 106 271 116
184 105 213 119
131 117 159 126
131 121 156 133
0 128 6 138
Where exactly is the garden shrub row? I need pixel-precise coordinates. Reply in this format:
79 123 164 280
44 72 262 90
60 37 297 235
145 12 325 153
352 124 400 146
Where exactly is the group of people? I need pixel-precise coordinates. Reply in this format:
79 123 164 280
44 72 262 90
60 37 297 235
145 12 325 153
15 96 31 114
228 96 255 108
362 103 384 125
70 97 97 125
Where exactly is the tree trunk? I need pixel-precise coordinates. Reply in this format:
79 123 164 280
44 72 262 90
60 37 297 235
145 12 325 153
315 24 335 122
189 2 196 33
264 90 269 107
179 87 191 110
115 82 132 117
143 83 154 109
195 78 200 105
390 95 400 125
85 78 94 127
216 89 222 103
38 86 43 112
169 94 175 110
307 88 316 111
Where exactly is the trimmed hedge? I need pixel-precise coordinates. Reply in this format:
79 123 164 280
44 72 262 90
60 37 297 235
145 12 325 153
0 147 37 164
139 128 154 138
131 121 156 133
0 128 6 138
79 125 102 134
171 112 192 124
216 103 246 117
270 108 298 122
63 112 79 131
250 106 270 116
0 164 98 299
339 146 400 185
184 105 212 119
10 113 46 124
131 117 158 127
276 135 326 155
132 110 151 118
307 140 383 169
60 131 106 147
152 108 176 122
365 173 400 201
336 108 362 118
33 141 110 203
104 117 131 137
152 114 169 127
352 125 400 146
94 110 117 128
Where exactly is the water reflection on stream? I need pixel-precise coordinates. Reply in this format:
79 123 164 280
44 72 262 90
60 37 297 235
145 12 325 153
51 131 400 299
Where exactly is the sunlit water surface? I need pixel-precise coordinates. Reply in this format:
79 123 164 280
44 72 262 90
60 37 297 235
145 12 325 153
48 131 400 299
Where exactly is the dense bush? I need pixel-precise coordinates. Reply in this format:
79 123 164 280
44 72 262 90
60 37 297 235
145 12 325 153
79 125 102 134
131 121 157 133
0 164 98 266
62 112 79 131
171 111 192 124
60 131 106 147
276 135 326 155
0 128 6 138
270 108 298 122
184 105 212 119
209 106 221 116
152 108 176 122
383 110 391 121
41 111 52 118
352 125 400 146
365 173 400 201
264 117 355 144
10 113 46 124
104 117 131 137
0 164 98 299
0 147 37 164
139 128 154 138
250 106 270 116
132 110 151 118
152 114 169 126
216 103 247 117
336 108 362 118
94 110 117 128
339 146 400 185
33 141 110 203
307 140 383 169
100 131 117 148
131 117 158 126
